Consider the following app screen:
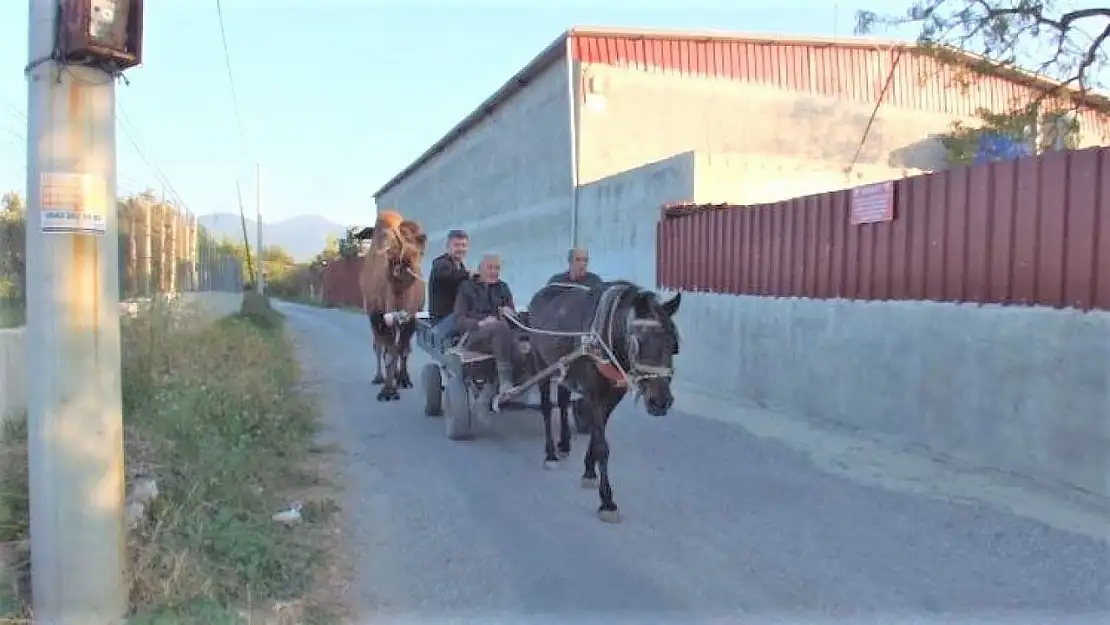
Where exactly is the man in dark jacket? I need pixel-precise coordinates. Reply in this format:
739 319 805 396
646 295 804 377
547 247 602 289
547 247 601 428
454 252 517 395
428 229 470 344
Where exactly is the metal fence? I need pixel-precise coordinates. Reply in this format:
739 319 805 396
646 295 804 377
658 146 1110 312
0 202 244 328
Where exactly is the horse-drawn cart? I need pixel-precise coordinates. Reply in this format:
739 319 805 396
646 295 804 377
414 311 588 440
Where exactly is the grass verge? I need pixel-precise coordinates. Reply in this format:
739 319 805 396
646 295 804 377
0 294 345 623
0 300 24 329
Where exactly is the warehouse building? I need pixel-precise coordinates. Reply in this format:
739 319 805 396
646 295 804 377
372 25 1109 296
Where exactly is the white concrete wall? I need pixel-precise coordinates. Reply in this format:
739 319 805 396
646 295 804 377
670 294 1110 499
376 59 574 300
576 152 695 287
0 328 25 422
576 62 954 191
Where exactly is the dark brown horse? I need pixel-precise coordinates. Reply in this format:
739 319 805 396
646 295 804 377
526 280 681 523
356 211 428 401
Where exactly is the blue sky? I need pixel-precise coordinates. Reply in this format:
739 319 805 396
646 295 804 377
0 0 908 227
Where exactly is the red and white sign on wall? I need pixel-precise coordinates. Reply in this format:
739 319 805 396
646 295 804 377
850 181 895 224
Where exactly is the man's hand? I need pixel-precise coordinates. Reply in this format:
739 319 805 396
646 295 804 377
478 315 498 328
498 306 514 318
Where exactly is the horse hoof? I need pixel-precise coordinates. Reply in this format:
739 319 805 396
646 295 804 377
543 460 559 471
372 375 384 385
556 450 570 459
597 508 621 524
580 477 597 489
376 393 389 402
399 379 413 389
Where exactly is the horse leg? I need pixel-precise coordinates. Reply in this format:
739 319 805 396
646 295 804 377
581 415 598 490
538 377 559 469
395 318 416 389
589 388 623 523
556 384 572 458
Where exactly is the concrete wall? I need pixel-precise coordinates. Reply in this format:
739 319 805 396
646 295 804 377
575 152 695 287
376 59 574 299
576 62 951 191
670 293 1110 498
0 328 24 422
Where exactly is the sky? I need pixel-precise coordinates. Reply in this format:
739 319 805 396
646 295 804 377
0 0 916 228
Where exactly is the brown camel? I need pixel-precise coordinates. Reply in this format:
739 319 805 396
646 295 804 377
355 210 428 401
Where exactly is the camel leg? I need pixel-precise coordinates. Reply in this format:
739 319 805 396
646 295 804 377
368 311 385 385
377 345 401 401
395 318 416 389
372 345 384 385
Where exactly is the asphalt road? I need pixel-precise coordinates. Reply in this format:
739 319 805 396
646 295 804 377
277 302 1110 625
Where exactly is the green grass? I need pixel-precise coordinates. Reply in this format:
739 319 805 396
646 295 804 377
0 300 24 329
0 295 345 623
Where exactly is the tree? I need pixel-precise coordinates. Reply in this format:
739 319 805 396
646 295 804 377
337 226 363 260
0 192 26 305
856 2 1110 105
856 1 1104 164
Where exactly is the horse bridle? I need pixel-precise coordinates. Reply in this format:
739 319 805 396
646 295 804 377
596 284 676 387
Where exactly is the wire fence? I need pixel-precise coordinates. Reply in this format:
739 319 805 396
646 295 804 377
1 193 244 328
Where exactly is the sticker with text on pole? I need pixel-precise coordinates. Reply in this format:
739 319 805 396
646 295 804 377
39 172 108 235
850 180 895 225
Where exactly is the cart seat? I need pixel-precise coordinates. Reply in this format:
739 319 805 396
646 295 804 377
446 332 495 364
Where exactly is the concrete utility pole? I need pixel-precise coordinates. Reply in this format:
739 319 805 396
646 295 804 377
255 163 264 294
24 0 126 622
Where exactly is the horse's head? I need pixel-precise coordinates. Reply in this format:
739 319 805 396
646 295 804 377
624 289 681 417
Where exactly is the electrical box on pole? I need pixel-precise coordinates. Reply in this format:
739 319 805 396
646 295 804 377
57 0 144 71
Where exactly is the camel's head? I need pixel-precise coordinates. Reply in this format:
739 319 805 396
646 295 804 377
371 210 427 291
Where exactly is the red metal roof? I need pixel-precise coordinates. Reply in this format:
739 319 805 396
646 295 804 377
373 26 1110 199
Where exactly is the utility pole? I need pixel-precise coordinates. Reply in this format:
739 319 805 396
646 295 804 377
24 0 128 622
255 163 264 294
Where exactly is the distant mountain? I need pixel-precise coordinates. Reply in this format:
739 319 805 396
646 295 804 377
196 213 346 262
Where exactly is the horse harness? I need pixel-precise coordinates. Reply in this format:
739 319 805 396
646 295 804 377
503 282 675 394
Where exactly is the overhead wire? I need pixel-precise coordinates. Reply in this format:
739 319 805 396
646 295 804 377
213 0 258 268
214 0 251 164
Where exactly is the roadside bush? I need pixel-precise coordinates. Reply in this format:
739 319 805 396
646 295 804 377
0 296 342 623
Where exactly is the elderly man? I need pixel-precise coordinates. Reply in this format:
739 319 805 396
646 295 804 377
547 247 601 428
548 247 602 289
453 252 517 395
428 229 470 345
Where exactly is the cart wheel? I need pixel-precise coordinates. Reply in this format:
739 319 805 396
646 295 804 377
444 377 473 440
572 398 591 434
421 363 443 417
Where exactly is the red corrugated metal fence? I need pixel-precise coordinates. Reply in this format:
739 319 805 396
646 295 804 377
657 147 1110 311
321 258 363 309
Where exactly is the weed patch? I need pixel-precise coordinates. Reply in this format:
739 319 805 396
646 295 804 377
0 297 344 623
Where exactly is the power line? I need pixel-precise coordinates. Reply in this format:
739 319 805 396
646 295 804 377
214 0 250 163
116 101 191 211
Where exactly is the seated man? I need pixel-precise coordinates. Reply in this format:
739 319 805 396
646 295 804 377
453 252 517 395
427 229 471 345
547 246 602 289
